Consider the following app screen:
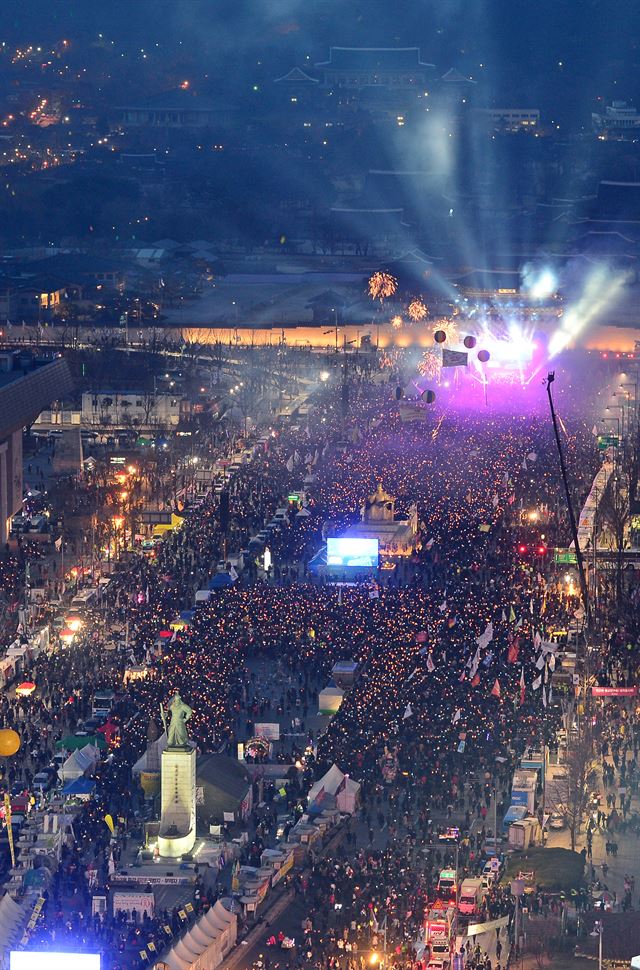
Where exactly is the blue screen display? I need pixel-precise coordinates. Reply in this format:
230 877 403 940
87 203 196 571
326 537 379 568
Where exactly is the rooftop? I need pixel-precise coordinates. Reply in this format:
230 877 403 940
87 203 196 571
274 67 320 84
316 47 435 70
0 355 74 438
118 89 219 112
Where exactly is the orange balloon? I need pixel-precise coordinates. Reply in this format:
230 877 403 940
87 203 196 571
0 730 21 757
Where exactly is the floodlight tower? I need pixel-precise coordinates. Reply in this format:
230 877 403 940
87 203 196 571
546 372 591 631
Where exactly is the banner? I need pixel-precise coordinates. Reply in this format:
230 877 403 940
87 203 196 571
271 852 294 887
399 405 427 423
466 915 510 937
113 891 155 920
591 686 637 697
4 794 14 868
442 349 469 368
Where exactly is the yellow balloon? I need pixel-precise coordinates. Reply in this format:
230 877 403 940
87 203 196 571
0 730 21 757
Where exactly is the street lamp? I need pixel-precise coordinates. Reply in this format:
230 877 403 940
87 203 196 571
590 919 603 970
606 404 625 439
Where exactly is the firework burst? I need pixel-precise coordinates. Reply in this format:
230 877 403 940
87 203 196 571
368 271 398 303
431 318 459 345
407 298 428 322
418 348 441 381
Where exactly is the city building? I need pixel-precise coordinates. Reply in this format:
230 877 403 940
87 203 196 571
81 390 186 429
438 67 477 105
592 101 640 139
315 48 434 90
118 90 226 128
473 108 540 132
0 352 74 543
0 279 68 322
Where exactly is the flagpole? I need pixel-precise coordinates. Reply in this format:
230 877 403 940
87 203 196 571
545 373 591 631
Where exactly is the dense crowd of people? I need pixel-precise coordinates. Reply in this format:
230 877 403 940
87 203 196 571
0 354 634 968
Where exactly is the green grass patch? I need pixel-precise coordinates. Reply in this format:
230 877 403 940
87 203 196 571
503 847 585 891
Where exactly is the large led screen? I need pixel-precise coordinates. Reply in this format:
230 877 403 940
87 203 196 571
326 537 379 568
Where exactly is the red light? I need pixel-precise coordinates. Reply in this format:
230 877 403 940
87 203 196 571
537 546 546 555
602 353 608 359
518 544 527 554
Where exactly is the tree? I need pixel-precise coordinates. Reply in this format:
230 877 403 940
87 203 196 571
546 717 596 851
599 434 638 607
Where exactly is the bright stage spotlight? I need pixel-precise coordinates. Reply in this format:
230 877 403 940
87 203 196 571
549 265 631 358
521 264 557 300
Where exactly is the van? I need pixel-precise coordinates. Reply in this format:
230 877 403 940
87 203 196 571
481 858 502 891
92 689 116 718
502 804 529 833
70 588 99 611
436 869 457 901
458 878 483 917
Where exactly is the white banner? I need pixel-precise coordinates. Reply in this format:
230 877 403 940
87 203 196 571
113 891 155 919
466 915 510 937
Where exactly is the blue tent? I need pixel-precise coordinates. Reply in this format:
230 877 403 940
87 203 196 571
180 609 195 621
62 777 96 797
208 573 235 590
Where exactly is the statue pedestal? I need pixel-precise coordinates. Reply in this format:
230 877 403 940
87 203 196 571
158 746 196 858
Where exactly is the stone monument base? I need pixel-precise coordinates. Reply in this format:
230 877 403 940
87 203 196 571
158 746 196 858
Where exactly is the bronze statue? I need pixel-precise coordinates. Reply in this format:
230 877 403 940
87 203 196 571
160 692 193 749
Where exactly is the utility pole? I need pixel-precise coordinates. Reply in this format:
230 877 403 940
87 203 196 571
546 372 591 631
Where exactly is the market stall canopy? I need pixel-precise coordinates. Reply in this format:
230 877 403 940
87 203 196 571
62 777 96 798
57 733 107 752
59 744 99 781
307 763 361 815
15 682 36 696
208 573 235 589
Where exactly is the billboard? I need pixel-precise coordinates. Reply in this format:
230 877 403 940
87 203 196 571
11 956 100 970
326 537 379 569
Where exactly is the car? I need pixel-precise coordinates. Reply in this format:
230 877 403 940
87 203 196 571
482 860 502 885
32 772 53 793
549 813 566 830
439 827 460 843
83 717 105 734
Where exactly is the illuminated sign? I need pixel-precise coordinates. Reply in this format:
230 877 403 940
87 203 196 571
327 537 379 569
591 686 637 697
11 955 100 970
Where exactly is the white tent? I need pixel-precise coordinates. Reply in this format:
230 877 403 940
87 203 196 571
165 953 191 970
132 731 168 775
163 900 237 970
318 684 344 716
59 743 99 781
337 776 360 815
0 892 29 959
307 763 361 815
